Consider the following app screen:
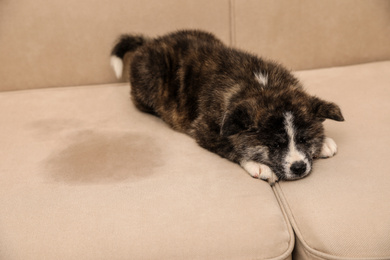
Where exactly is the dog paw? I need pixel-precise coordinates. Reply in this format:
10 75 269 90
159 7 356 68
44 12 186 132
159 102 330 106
319 137 338 158
240 160 278 185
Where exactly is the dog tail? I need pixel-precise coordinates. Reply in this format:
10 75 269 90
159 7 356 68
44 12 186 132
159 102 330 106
110 34 148 79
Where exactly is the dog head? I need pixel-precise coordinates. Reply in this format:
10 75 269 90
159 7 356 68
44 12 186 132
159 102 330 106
221 91 344 180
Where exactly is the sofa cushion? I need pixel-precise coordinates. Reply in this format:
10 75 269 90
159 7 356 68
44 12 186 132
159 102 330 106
0 0 231 91
0 85 293 259
233 0 390 70
2 1 390 92
276 61 390 259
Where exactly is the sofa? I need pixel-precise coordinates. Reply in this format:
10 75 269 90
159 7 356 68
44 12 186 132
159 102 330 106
1 0 389 259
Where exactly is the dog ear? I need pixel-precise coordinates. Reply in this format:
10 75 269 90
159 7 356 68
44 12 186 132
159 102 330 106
311 97 345 121
220 105 253 136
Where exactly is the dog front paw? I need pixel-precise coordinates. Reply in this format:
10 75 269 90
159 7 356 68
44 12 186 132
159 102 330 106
240 160 278 185
319 137 338 158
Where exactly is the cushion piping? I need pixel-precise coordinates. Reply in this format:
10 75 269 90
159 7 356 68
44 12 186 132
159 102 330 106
273 183 390 260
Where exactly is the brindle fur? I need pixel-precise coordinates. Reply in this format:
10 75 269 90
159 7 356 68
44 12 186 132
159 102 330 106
111 30 344 180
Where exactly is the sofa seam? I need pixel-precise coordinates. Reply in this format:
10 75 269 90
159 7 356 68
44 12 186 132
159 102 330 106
228 0 236 46
274 183 390 260
264 184 295 260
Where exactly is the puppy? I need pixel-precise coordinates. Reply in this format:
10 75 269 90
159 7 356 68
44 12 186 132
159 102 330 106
110 30 344 183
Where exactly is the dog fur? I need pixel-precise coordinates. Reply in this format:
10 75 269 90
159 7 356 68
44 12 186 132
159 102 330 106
110 29 344 182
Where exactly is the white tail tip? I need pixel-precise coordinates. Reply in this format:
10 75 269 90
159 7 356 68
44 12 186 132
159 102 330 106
110 56 123 79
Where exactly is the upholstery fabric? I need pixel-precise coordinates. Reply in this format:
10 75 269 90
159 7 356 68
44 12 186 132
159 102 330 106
0 85 293 260
233 0 390 70
1 0 390 91
0 0 230 91
1 1 390 257
278 61 390 259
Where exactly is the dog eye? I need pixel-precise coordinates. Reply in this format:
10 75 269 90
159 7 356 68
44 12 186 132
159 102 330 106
297 136 307 144
271 143 280 148
269 140 286 149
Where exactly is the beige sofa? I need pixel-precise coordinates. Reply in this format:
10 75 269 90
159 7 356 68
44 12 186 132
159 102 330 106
1 1 390 259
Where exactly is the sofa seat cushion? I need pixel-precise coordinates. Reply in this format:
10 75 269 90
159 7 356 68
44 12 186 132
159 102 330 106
0 85 293 259
277 61 390 259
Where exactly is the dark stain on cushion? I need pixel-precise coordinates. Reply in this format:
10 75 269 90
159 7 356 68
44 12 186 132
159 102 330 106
45 130 163 184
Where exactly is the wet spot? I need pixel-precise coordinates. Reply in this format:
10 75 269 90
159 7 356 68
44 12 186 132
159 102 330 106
45 130 163 184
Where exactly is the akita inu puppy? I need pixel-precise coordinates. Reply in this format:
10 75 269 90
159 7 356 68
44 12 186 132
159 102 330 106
110 30 344 183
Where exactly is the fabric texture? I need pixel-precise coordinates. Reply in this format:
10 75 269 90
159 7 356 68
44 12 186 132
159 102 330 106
0 0 231 91
1 1 390 257
233 0 390 70
1 0 390 91
0 84 294 260
277 61 390 259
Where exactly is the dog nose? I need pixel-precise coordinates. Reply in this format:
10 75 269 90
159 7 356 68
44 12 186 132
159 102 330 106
290 161 307 176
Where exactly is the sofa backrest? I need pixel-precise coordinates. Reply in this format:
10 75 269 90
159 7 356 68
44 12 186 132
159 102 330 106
1 0 390 91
